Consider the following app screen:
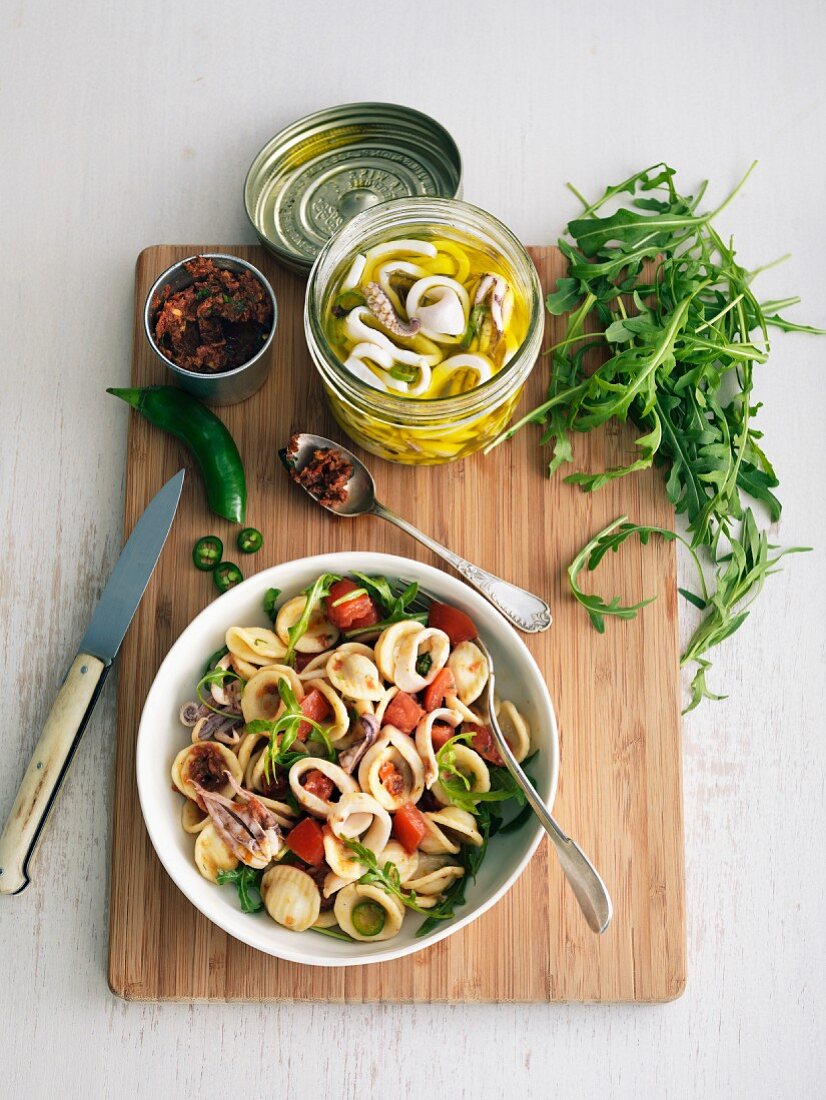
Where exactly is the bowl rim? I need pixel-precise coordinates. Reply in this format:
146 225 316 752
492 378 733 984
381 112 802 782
142 251 278 383
136 551 559 967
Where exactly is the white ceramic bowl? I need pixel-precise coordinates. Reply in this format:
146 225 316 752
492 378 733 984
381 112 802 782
136 552 559 967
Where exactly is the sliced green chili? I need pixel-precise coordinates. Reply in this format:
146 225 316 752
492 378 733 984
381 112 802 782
192 535 223 571
237 527 264 554
213 561 243 593
351 900 386 937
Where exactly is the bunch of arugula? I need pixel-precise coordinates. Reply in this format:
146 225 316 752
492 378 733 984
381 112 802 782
486 162 820 705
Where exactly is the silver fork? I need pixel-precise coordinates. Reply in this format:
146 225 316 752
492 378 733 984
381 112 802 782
403 579 612 934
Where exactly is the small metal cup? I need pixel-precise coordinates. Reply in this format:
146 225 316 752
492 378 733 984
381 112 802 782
143 253 277 405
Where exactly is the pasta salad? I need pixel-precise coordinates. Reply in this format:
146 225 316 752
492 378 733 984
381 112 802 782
171 573 535 943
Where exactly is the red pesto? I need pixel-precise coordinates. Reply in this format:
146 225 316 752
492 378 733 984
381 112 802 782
152 256 272 374
288 438 353 508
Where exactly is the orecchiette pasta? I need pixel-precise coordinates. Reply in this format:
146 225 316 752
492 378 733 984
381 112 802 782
275 596 339 652
432 744 491 806
172 741 243 807
326 650 385 701
495 699 532 762
226 626 287 664
172 574 541 945
241 665 304 723
261 865 321 931
447 640 489 704
194 822 238 882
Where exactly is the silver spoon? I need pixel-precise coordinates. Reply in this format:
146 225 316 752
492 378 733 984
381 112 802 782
280 433 552 634
474 636 613 934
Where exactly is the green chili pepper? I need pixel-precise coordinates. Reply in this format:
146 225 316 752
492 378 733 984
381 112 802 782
107 386 246 524
351 900 386 937
237 527 263 554
192 535 223 571
214 561 243 593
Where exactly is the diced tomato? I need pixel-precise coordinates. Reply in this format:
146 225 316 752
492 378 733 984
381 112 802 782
349 602 381 630
429 722 456 751
296 688 332 741
422 667 457 711
393 803 428 854
382 690 424 733
427 601 478 646
465 722 504 766
285 816 325 865
325 578 381 630
378 760 405 796
301 769 335 801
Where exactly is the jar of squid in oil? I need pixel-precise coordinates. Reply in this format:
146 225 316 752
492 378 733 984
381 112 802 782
304 198 544 465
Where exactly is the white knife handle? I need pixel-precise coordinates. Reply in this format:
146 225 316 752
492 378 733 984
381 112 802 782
0 653 108 894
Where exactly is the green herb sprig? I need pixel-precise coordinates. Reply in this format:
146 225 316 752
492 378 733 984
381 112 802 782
195 665 245 718
216 865 264 913
344 574 427 638
435 735 529 815
283 573 340 665
245 679 335 778
343 839 431 915
569 511 808 710
263 587 281 622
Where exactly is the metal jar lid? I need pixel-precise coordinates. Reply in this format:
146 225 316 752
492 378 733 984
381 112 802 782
244 102 462 274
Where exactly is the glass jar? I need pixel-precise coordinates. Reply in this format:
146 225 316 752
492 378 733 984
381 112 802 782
304 197 543 465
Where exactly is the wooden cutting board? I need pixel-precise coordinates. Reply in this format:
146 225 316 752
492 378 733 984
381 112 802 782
107 244 685 1002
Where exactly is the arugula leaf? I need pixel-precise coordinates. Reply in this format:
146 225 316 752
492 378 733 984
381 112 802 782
195 664 245 718
283 572 340 666
344 574 427 637
263 587 281 622
216 866 264 913
310 925 355 942
568 511 808 710
247 678 335 778
203 645 229 675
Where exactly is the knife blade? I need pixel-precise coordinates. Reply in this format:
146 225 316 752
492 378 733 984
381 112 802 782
0 468 185 895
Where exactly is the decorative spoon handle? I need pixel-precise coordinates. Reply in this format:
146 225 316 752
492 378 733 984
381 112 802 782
372 501 552 633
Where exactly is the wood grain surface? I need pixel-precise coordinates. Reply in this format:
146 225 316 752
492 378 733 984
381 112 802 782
107 244 685 1002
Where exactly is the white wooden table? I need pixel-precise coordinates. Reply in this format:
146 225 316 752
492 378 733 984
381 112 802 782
2 1 824 1095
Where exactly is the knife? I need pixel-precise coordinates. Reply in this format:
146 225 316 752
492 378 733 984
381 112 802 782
0 468 185 895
